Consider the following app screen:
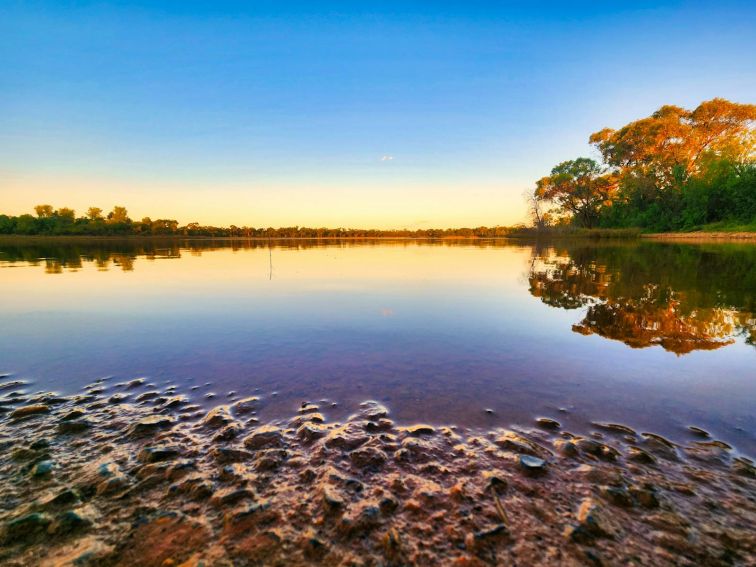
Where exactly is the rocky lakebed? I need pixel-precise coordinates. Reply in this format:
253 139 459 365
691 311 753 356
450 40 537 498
0 375 754 566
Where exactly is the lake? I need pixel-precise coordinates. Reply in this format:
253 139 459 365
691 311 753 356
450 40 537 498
1 238 754 455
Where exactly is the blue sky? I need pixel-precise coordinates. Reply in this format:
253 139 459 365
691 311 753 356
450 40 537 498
1 1 755 227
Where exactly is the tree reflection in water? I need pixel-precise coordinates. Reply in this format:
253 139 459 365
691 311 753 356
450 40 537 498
528 243 756 355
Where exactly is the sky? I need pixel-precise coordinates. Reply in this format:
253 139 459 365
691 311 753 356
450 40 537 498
1 1 755 228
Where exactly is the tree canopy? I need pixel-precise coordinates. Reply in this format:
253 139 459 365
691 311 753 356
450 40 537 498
532 98 756 231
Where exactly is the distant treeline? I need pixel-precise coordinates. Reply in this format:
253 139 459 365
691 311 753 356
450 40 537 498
0 205 519 238
529 98 756 232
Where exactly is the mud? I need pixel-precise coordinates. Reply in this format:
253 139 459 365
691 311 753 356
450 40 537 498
0 376 754 566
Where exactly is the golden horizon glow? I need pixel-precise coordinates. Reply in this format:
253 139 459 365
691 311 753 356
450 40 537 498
1 172 530 229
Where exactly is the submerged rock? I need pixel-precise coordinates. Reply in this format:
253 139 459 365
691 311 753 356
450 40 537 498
400 424 436 436
10 404 50 420
201 405 235 429
536 417 561 430
50 510 92 535
243 425 285 450
3 513 52 543
127 415 175 438
138 446 180 463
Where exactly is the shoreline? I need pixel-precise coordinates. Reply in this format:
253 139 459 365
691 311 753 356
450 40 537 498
1 377 753 566
1 230 755 243
641 232 756 241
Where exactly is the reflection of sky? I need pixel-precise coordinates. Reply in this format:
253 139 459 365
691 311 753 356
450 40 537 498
0 242 754 454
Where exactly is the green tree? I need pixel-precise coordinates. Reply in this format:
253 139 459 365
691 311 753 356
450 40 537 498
534 158 618 228
34 204 54 218
86 207 104 221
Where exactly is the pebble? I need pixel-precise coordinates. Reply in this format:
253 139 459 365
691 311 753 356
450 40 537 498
519 454 547 473
9 404 50 419
200 406 235 429
4 513 51 543
564 498 612 542
51 510 92 535
61 408 86 421
536 417 561 430
687 426 710 438
350 446 388 470
600 485 633 507
127 415 176 438
138 446 180 463
243 425 285 450
593 422 637 436
58 419 91 434
232 397 261 415
32 460 54 477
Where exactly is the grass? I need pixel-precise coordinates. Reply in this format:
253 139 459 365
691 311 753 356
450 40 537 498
694 220 756 233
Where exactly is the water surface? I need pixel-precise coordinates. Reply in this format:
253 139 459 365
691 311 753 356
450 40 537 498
1 238 754 453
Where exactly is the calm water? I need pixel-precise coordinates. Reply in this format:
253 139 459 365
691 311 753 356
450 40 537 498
1 238 754 454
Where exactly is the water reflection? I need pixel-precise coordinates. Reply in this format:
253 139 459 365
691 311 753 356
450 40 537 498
0 238 509 273
1 237 754 453
529 243 756 354
2 238 754 357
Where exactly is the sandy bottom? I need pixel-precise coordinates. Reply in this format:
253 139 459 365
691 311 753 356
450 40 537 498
0 376 754 566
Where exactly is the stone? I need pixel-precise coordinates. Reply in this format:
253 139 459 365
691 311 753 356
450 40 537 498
401 424 436 436
58 420 91 434
592 422 637 436
200 406 235 429
627 446 656 464
162 396 188 409
322 487 345 512
359 401 390 420
32 460 54 477
482 470 508 489
299 403 320 414
211 488 255 507
641 433 678 460
473 524 508 542
243 426 285 450
553 439 579 457
564 498 613 542
536 417 561 430
61 408 86 421
10 404 50 419
213 424 242 443
212 447 253 464
629 486 659 509
0 380 26 391
171 477 214 501
138 446 180 463
350 446 388 470
44 488 80 508
688 426 710 438
519 454 546 473
51 510 92 535
4 513 51 543
135 391 161 402
600 485 633 507
126 378 145 389
495 431 548 457
96 475 130 496
364 418 394 433
127 415 175 438
231 397 261 415
297 422 328 443
574 438 619 461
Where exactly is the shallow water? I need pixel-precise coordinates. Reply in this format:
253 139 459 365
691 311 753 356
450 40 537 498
0 238 754 454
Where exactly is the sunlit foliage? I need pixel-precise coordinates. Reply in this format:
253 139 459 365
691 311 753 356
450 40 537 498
533 98 756 230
